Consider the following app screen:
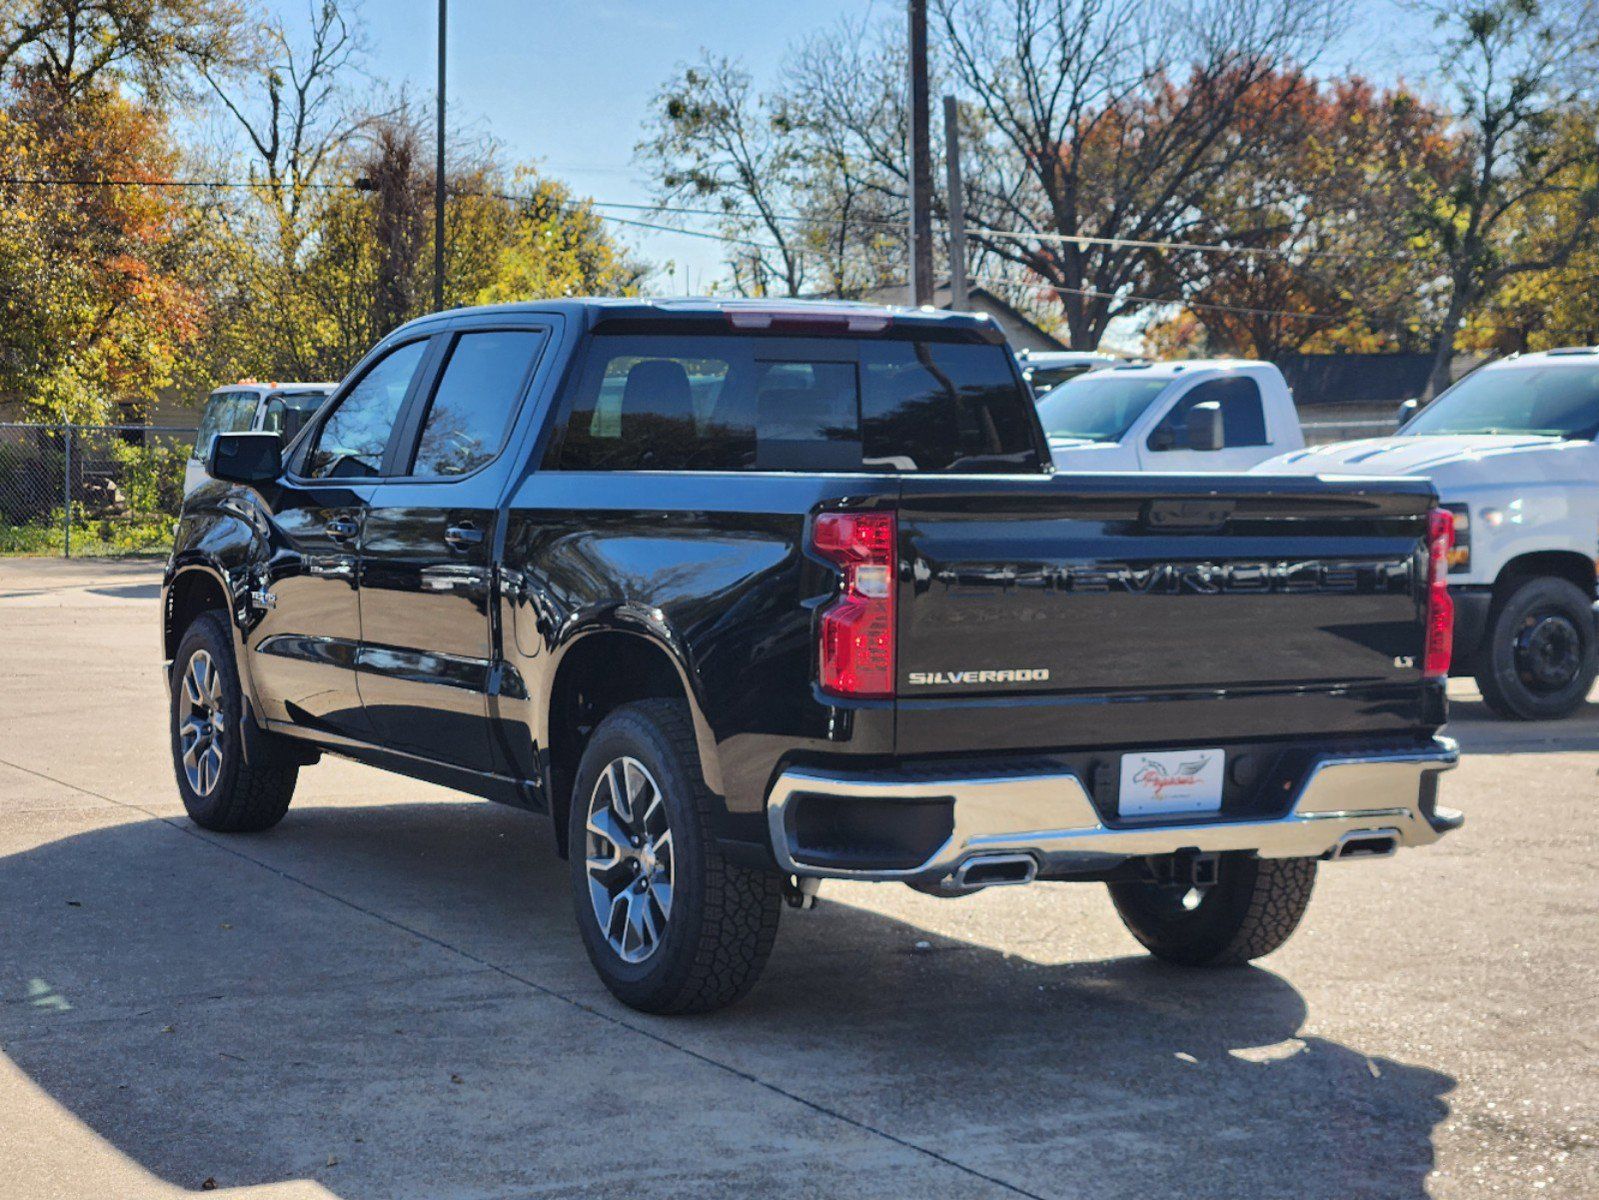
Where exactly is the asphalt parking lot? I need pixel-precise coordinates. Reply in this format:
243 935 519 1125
1 557 1595 1199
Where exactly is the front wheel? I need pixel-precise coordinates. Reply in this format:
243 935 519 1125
1108 854 1316 967
1474 576 1597 721
567 700 783 1014
170 612 297 832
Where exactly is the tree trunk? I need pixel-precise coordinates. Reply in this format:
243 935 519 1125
1426 289 1468 399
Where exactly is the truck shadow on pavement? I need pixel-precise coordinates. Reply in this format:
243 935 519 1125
1 800 1454 1199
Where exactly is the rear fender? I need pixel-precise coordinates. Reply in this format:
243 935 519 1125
543 609 725 798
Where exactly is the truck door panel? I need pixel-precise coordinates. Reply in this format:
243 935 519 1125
247 337 434 739
358 327 549 772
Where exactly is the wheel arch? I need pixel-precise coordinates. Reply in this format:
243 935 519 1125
1493 550 1596 600
542 624 724 858
163 561 236 662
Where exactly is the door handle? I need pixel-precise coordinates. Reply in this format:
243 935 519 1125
444 523 484 551
324 517 359 542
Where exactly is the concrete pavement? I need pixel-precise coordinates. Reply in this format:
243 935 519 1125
1 557 1595 1199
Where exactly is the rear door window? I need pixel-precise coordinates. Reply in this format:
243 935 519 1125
551 333 1040 473
408 330 545 476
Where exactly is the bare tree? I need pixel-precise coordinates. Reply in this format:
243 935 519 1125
931 0 1344 348
639 55 813 296
198 0 374 256
361 112 427 334
1411 0 1599 395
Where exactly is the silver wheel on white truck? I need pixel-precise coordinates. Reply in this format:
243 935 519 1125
1474 576 1598 721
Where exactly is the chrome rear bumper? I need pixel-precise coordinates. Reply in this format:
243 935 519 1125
766 737 1460 885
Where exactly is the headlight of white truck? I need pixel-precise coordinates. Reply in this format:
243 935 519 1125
1443 504 1471 572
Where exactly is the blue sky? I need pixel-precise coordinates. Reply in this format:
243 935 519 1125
257 0 872 289
258 0 1434 294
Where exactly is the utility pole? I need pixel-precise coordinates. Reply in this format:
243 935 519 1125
433 0 447 312
942 94 968 311
907 0 934 306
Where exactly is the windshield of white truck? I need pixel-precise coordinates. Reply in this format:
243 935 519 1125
552 333 1043 473
193 391 258 460
1034 373 1169 442
1405 363 1599 439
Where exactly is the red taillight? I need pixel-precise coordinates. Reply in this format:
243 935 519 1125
814 511 897 697
1424 507 1455 678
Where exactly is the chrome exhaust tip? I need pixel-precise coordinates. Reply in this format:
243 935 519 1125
950 853 1038 890
1330 828 1400 860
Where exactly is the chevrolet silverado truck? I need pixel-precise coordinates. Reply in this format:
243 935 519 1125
162 298 1462 1014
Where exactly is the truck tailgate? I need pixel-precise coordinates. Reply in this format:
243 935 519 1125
893 473 1440 754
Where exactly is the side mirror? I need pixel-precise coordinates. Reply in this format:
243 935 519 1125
1397 397 1420 429
1186 400 1225 452
208 431 282 486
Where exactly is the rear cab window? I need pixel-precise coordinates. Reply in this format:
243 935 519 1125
549 332 1042 473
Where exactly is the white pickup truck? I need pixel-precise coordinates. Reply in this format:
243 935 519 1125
1037 360 1305 472
185 382 335 495
1255 347 1599 720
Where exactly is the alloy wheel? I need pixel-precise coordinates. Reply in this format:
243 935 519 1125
584 756 675 964
178 650 227 796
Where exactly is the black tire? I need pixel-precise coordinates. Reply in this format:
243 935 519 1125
1108 854 1316 967
170 611 297 832
1474 576 1597 721
567 699 782 1014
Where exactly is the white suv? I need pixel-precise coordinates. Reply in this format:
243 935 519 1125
1255 348 1599 719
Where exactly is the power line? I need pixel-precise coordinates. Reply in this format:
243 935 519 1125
0 174 1405 263
962 223 1387 262
970 272 1342 323
0 175 357 191
6 173 1592 333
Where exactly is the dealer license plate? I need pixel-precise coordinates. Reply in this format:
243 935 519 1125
1118 748 1226 817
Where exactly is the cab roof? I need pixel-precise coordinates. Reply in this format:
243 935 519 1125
1094 357 1270 379
389 296 1010 345
210 381 336 396
1485 346 1599 368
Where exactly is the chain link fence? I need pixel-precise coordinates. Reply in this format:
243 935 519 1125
0 423 195 557
1299 401 1401 446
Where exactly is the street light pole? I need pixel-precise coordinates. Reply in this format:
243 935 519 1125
433 0 447 312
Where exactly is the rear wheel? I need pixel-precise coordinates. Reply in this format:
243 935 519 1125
567 699 783 1014
170 612 298 832
1108 854 1316 967
1474 576 1597 721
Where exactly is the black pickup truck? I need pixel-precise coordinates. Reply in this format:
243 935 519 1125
163 298 1461 1013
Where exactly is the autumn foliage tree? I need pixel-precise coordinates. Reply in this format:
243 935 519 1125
0 74 207 420
1175 75 1463 358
